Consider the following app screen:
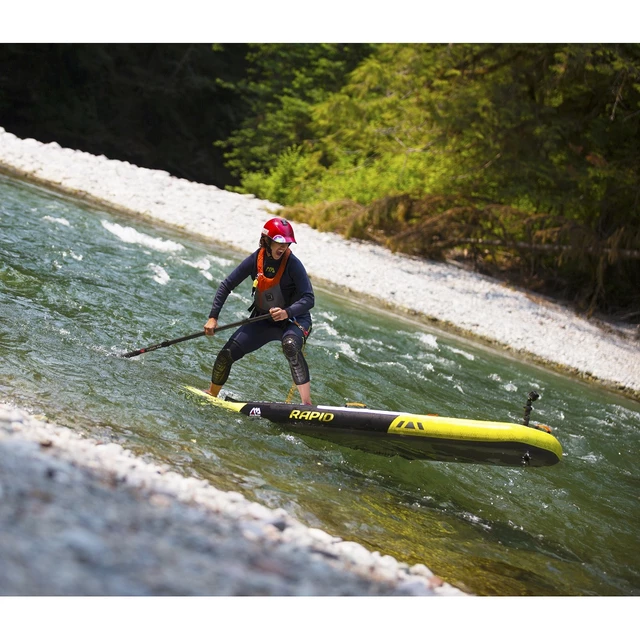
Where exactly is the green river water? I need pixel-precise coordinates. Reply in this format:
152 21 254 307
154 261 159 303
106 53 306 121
1 173 639 596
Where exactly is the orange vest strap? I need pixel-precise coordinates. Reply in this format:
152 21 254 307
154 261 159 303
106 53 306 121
256 247 291 290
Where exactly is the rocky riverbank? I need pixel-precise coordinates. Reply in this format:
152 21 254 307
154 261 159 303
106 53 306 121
0 402 462 596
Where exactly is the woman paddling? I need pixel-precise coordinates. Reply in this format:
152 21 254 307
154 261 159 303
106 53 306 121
204 218 314 404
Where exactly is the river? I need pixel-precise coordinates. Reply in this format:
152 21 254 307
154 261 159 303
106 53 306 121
1 173 639 595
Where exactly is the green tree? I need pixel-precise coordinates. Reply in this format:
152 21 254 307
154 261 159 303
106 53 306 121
218 43 374 181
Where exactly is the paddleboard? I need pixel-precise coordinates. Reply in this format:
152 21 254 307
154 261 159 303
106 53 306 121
184 386 563 467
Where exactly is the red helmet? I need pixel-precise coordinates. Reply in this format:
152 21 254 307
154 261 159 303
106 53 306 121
261 218 296 244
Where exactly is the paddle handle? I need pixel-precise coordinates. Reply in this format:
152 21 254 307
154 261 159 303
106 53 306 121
121 313 271 358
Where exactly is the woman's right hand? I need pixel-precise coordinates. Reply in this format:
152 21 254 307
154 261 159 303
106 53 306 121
204 317 218 336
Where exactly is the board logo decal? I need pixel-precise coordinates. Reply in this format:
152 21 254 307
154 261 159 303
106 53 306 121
289 410 334 422
249 407 262 417
389 415 427 431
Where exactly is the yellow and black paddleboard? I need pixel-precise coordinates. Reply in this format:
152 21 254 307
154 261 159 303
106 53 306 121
184 386 563 467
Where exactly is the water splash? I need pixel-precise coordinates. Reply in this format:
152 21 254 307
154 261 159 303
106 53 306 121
101 220 184 252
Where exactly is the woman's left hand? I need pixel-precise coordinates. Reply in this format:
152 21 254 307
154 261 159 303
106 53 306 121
269 307 288 322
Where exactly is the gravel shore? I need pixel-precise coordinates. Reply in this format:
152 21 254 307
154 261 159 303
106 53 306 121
0 402 459 597
0 127 637 603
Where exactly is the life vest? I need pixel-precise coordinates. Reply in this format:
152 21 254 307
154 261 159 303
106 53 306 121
252 247 291 312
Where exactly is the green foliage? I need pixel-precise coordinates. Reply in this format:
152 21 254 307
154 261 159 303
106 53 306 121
233 44 639 221
241 144 326 204
218 43 374 179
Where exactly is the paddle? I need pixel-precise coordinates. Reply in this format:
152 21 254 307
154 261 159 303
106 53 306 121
120 313 271 358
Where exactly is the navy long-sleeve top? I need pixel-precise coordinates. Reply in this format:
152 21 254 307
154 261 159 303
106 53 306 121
209 249 314 321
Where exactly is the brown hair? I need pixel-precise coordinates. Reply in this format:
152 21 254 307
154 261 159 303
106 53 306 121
259 235 271 251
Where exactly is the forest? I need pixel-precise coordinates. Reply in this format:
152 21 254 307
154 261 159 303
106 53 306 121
1 43 638 318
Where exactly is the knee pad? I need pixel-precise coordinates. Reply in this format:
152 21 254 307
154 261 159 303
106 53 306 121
282 334 303 360
211 347 234 385
282 334 309 385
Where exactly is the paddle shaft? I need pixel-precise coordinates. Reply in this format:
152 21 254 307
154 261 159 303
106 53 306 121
121 313 271 358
